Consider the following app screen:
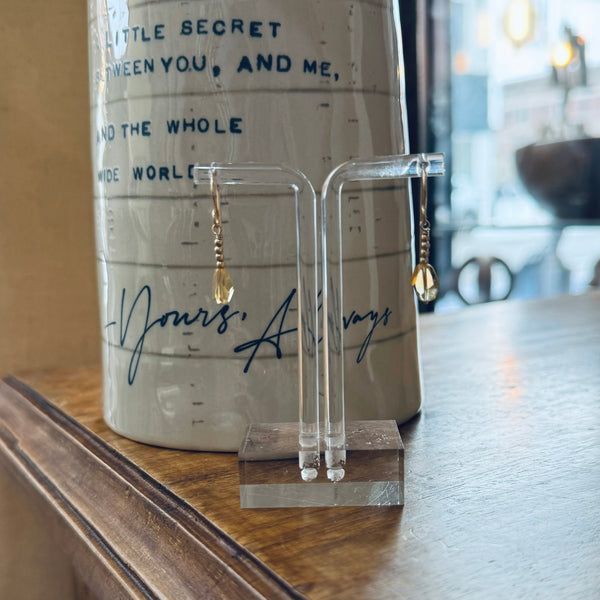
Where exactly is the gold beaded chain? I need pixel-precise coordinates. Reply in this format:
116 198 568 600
210 170 234 304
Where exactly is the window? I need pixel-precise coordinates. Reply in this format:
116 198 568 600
417 0 600 310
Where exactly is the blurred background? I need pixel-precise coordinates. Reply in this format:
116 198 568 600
403 0 600 312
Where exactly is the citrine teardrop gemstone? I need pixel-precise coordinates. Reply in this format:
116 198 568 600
213 267 234 304
411 262 439 303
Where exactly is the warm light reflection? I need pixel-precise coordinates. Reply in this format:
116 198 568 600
504 0 535 47
500 356 523 403
552 41 574 68
488 317 524 405
454 50 469 74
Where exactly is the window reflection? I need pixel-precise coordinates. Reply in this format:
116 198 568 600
435 0 600 311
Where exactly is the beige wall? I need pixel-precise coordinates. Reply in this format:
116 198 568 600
0 2 99 376
1 6 98 594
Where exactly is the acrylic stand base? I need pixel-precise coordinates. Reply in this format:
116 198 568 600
238 421 404 508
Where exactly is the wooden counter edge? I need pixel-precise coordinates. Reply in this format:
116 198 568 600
0 376 306 600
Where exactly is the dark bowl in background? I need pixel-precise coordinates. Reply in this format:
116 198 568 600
516 138 600 220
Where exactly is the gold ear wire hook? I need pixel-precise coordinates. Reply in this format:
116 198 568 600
211 169 222 234
419 159 431 265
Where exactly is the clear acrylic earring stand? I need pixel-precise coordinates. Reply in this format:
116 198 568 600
193 163 320 486
194 154 445 508
321 153 445 488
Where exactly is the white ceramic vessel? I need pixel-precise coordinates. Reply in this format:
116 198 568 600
89 0 421 450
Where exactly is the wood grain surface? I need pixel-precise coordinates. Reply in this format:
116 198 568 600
2 291 599 599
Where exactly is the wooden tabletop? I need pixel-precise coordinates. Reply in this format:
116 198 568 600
1 291 599 599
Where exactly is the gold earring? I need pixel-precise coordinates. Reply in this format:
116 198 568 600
411 158 439 303
210 170 234 304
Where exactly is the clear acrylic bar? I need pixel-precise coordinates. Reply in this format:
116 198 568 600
321 153 445 482
193 163 320 480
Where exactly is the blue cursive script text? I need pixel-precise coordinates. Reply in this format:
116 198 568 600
106 286 392 384
105 285 245 384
